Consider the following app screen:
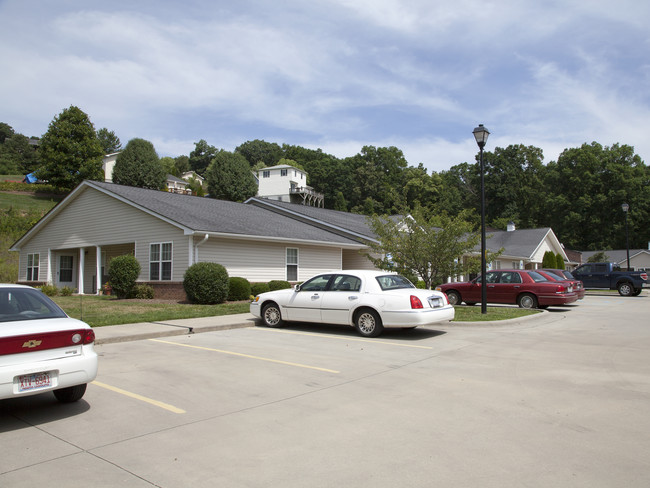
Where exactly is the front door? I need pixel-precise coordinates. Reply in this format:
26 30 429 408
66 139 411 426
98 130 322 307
57 255 76 289
284 274 333 322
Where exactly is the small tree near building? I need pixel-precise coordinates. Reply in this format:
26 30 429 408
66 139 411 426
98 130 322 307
365 207 495 289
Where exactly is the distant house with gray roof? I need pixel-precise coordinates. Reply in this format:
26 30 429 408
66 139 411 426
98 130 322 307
10 181 572 297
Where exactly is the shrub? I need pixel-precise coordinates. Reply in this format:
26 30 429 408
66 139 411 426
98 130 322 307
60 286 75 296
108 255 141 299
251 282 270 296
416 280 427 289
228 277 251 301
183 262 229 304
131 284 154 299
268 280 291 291
39 284 59 296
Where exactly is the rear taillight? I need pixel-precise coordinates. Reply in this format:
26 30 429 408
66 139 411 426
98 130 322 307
0 329 95 356
641 273 648 281
410 295 424 309
555 285 567 293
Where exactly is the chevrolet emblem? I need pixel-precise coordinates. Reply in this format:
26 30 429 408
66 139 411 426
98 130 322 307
22 340 42 348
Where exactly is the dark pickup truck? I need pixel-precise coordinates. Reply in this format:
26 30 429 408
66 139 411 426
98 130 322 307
571 262 647 296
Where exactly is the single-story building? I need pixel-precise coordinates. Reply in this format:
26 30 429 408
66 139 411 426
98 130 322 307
10 181 375 297
10 180 573 297
580 248 650 271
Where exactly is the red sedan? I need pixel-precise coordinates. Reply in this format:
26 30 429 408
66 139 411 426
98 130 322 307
538 269 586 300
436 269 579 309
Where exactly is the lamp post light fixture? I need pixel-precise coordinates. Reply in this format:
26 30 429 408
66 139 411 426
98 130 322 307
473 124 490 314
622 203 630 271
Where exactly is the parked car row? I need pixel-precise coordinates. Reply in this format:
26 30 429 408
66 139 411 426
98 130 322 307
435 269 583 309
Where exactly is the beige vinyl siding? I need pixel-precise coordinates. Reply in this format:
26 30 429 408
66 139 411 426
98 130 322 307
196 237 342 282
18 187 189 283
342 249 377 270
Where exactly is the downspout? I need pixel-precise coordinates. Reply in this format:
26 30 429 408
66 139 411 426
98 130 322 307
194 234 209 263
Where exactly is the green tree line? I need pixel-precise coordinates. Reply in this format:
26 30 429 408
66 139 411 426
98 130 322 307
2 106 649 252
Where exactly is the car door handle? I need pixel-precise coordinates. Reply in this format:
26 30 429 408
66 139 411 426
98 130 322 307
488 285 496 288
348 296 358 300
514 285 520 289
311 294 320 300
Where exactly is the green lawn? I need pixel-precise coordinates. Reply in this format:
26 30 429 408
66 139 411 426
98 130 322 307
52 295 251 327
50 294 535 328
0 191 63 212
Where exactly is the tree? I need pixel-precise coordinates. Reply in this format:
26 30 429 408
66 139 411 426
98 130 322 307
0 133 38 174
97 128 122 154
174 155 190 174
205 150 257 202
112 138 166 190
235 139 283 167
160 156 177 176
587 251 610 263
36 106 104 190
542 142 650 250
189 139 217 175
365 206 485 289
555 253 565 270
0 122 15 144
542 251 557 268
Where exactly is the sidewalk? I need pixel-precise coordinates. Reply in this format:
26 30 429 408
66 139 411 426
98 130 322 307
93 313 258 345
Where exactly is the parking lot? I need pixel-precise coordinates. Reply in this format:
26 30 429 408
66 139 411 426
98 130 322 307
2 294 649 487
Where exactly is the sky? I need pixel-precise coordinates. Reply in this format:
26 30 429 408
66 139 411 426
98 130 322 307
1 0 649 173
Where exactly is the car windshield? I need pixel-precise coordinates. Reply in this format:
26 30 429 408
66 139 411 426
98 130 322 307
562 271 575 279
0 288 68 323
376 275 415 291
544 271 565 281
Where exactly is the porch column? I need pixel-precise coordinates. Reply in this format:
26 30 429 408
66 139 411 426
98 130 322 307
188 236 194 267
78 247 85 294
96 245 102 294
47 248 53 285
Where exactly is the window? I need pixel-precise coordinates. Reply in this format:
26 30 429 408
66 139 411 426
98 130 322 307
262 170 270 178
59 256 73 282
331 275 361 292
27 253 39 281
286 248 298 281
281 169 288 176
150 243 172 281
300 274 332 291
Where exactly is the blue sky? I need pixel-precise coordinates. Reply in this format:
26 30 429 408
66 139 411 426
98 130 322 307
1 0 649 173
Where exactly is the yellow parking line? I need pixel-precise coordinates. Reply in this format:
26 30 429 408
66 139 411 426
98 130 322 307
149 339 340 374
91 381 185 414
254 328 434 350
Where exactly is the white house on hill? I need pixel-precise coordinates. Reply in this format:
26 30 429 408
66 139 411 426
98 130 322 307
256 164 324 207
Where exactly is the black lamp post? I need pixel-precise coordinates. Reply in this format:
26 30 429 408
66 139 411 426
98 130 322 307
622 203 630 271
473 124 490 314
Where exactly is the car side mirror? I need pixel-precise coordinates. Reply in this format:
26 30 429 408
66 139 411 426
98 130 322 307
294 284 301 292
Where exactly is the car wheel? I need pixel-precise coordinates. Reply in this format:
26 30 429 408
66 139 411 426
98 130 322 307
518 293 538 309
262 303 284 328
446 290 461 305
633 288 642 296
53 384 87 403
355 309 383 338
617 282 634 296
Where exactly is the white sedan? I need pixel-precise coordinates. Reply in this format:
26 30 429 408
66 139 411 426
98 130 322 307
0 284 98 403
250 270 454 337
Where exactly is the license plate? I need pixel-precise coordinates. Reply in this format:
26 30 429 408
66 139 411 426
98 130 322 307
428 297 443 308
17 371 53 393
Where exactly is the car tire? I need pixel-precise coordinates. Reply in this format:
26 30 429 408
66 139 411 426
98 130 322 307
518 293 538 309
354 309 383 338
446 290 461 305
262 303 284 328
53 384 87 403
617 282 634 296
632 288 642 296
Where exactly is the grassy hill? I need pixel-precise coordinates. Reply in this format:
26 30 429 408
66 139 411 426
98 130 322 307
0 181 65 282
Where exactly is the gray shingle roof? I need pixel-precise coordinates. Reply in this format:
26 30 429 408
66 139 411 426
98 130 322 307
245 197 381 241
88 181 364 246
478 227 553 258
